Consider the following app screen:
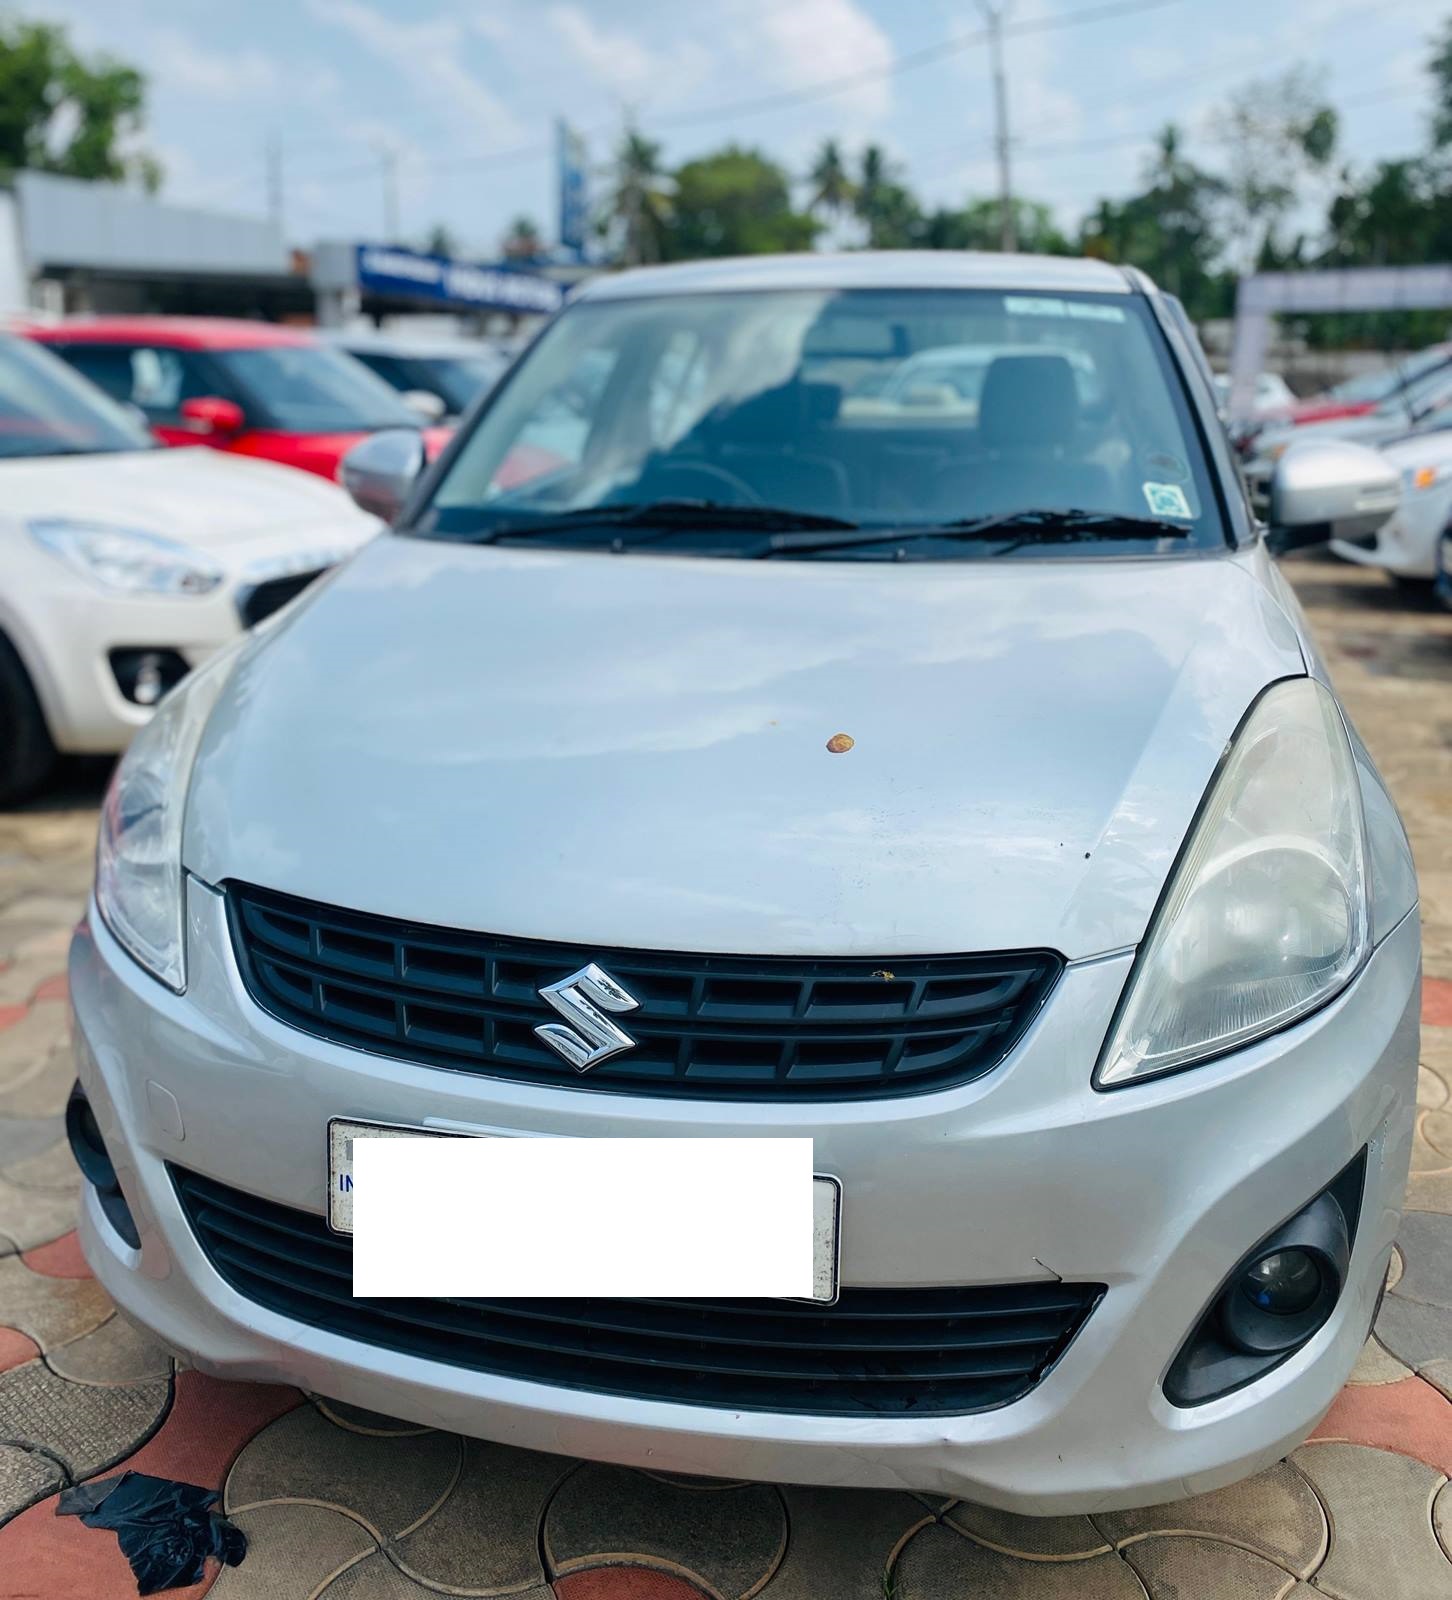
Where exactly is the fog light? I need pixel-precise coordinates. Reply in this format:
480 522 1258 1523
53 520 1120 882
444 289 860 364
1241 1249 1323 1316
65 1084 140 1250
108 648 190 707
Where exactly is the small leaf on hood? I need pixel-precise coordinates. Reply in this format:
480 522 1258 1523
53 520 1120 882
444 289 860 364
826 732 855 754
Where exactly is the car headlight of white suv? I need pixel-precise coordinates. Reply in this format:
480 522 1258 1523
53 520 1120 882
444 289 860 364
31 519 224 596
1097 677 1374 1088
96 642 246 992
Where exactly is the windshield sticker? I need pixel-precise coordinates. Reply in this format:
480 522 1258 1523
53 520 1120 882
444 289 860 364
1143 481 1194 520
1004 296 1126 323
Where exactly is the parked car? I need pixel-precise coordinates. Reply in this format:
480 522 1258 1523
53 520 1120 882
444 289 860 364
22 316 451 480
1213 369 1296 419
67 252 1417 1514
0 333 380 803
1246 362 1452 511
327 329 507 423
1330 425 1452 586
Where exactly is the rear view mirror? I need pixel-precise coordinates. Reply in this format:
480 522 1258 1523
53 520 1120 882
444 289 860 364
1267 438 1400 554
178 396 245 437
338 428 426 523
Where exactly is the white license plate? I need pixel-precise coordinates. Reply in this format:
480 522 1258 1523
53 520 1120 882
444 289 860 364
327 1117 841 1304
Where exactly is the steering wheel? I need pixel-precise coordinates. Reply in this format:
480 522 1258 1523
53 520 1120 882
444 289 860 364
638 460 762 505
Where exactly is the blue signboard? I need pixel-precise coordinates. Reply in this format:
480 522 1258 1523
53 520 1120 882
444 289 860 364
558 119 589 262
355 245 563 314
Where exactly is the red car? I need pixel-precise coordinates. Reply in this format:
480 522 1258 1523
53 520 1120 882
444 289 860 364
23 317 450 480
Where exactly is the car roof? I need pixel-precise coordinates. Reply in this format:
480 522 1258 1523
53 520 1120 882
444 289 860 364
576 251 1137 302
25 316 318 350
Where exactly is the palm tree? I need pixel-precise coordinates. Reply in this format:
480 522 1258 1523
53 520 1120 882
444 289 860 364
609 128 672 266
808 139 855 220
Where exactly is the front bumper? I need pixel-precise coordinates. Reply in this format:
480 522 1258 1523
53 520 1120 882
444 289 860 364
1331 501 1448 581
69 878 1420 1513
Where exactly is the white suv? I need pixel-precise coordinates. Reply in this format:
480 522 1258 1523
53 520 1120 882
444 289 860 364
0 333 380 802
66 254 1418 1512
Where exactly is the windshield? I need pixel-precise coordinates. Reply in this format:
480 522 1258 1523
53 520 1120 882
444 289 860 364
1333 347 1452 406
422 287 1224 558
0 336 154 459
352 350 502 414
1379 362 1452 420
217 344 420 433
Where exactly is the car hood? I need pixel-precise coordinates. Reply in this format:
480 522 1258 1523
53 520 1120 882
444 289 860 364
185 537 1306 960
0 446 379 556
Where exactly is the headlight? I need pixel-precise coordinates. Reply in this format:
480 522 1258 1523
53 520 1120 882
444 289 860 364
96 644 244 991
1097 678 1369 1088
31 519 224 596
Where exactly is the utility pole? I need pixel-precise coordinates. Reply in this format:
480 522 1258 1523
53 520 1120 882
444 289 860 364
265 133 284 236
977 1 1016 252
379 143 400 242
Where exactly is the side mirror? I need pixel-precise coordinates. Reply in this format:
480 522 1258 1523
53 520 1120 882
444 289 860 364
178 395 245 437
1267 437 1400 554
338 428 426 522
400 389 447 424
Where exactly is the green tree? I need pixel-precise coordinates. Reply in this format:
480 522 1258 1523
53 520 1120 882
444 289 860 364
663 146 817 260
501 215 543 261
1080 125 1228 318
607 128 672 267
0 19 160 189
920 197 1069 254
807 138 856 221
853 144 920 248
1210 66 1338 274
1431 15 1452 150
422 223 459 258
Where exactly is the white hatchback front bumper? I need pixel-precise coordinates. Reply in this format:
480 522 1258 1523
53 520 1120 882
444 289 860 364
68 877 1419 1513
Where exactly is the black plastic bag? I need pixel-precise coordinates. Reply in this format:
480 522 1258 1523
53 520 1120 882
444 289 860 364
57 1470 247 1594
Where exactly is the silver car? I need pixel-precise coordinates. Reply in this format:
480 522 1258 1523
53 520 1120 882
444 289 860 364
67 253 1419 1514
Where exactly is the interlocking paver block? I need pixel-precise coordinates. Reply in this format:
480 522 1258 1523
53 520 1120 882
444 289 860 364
390 1436 573 1594
1121 1534 1301 1599
0 1114 63 1169
1435 1480 1452 1563
892 1522 1145 1597
543 1462 787 1599
758 1487 932 1597
1311 1374 1452 1474
224 1402 463 1539
943 1501 1108 1560
2 1134 78 1193
48 1313 172 1387
0 1358 169 1479
0 1442 62 1525
0 1170 76 1249
1347 1335 1413 1385
0 1030 73 1118
1096 1459 1326 1576
0 1003 67 1088
322 1550 553 1597
1291 1442 1452 1600
0 1253 111 1349
209 1501 378 1597
1377 1292 1452 1370
1391 1211 1452 1308
312 1397 433 1435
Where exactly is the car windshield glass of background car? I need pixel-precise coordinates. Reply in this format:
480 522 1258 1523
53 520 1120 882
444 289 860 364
424 288 1224 557
218 344 421 433
0 337 154 459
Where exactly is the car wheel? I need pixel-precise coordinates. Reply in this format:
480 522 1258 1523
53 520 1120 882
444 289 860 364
0 633 57 807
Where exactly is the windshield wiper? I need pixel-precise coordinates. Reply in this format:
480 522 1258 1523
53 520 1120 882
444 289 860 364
464 499 860 544
759 508 1195 559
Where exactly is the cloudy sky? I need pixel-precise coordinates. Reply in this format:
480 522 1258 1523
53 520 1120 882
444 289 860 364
23 0 1448 258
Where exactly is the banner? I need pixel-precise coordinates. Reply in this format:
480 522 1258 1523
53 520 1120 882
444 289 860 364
558 119 590 261
355 245 563 314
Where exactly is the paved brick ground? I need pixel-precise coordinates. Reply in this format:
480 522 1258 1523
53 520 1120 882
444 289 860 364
1 558 1450 1599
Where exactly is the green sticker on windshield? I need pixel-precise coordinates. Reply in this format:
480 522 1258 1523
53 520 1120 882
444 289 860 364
1143 481 1193 520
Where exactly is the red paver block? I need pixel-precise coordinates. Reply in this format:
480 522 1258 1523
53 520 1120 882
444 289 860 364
0 1370 302 1600
1426 978 1452 1029
554 1570 711 1600
0 1003 27 1033
1309 1374 1452 1475
0 1325 40 1373
22 1230 91 1279
30 974 68 1004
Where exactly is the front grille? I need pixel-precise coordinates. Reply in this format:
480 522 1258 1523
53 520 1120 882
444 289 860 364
238 569 327 629
173 1167 1102 1416
228 883 1062 1100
